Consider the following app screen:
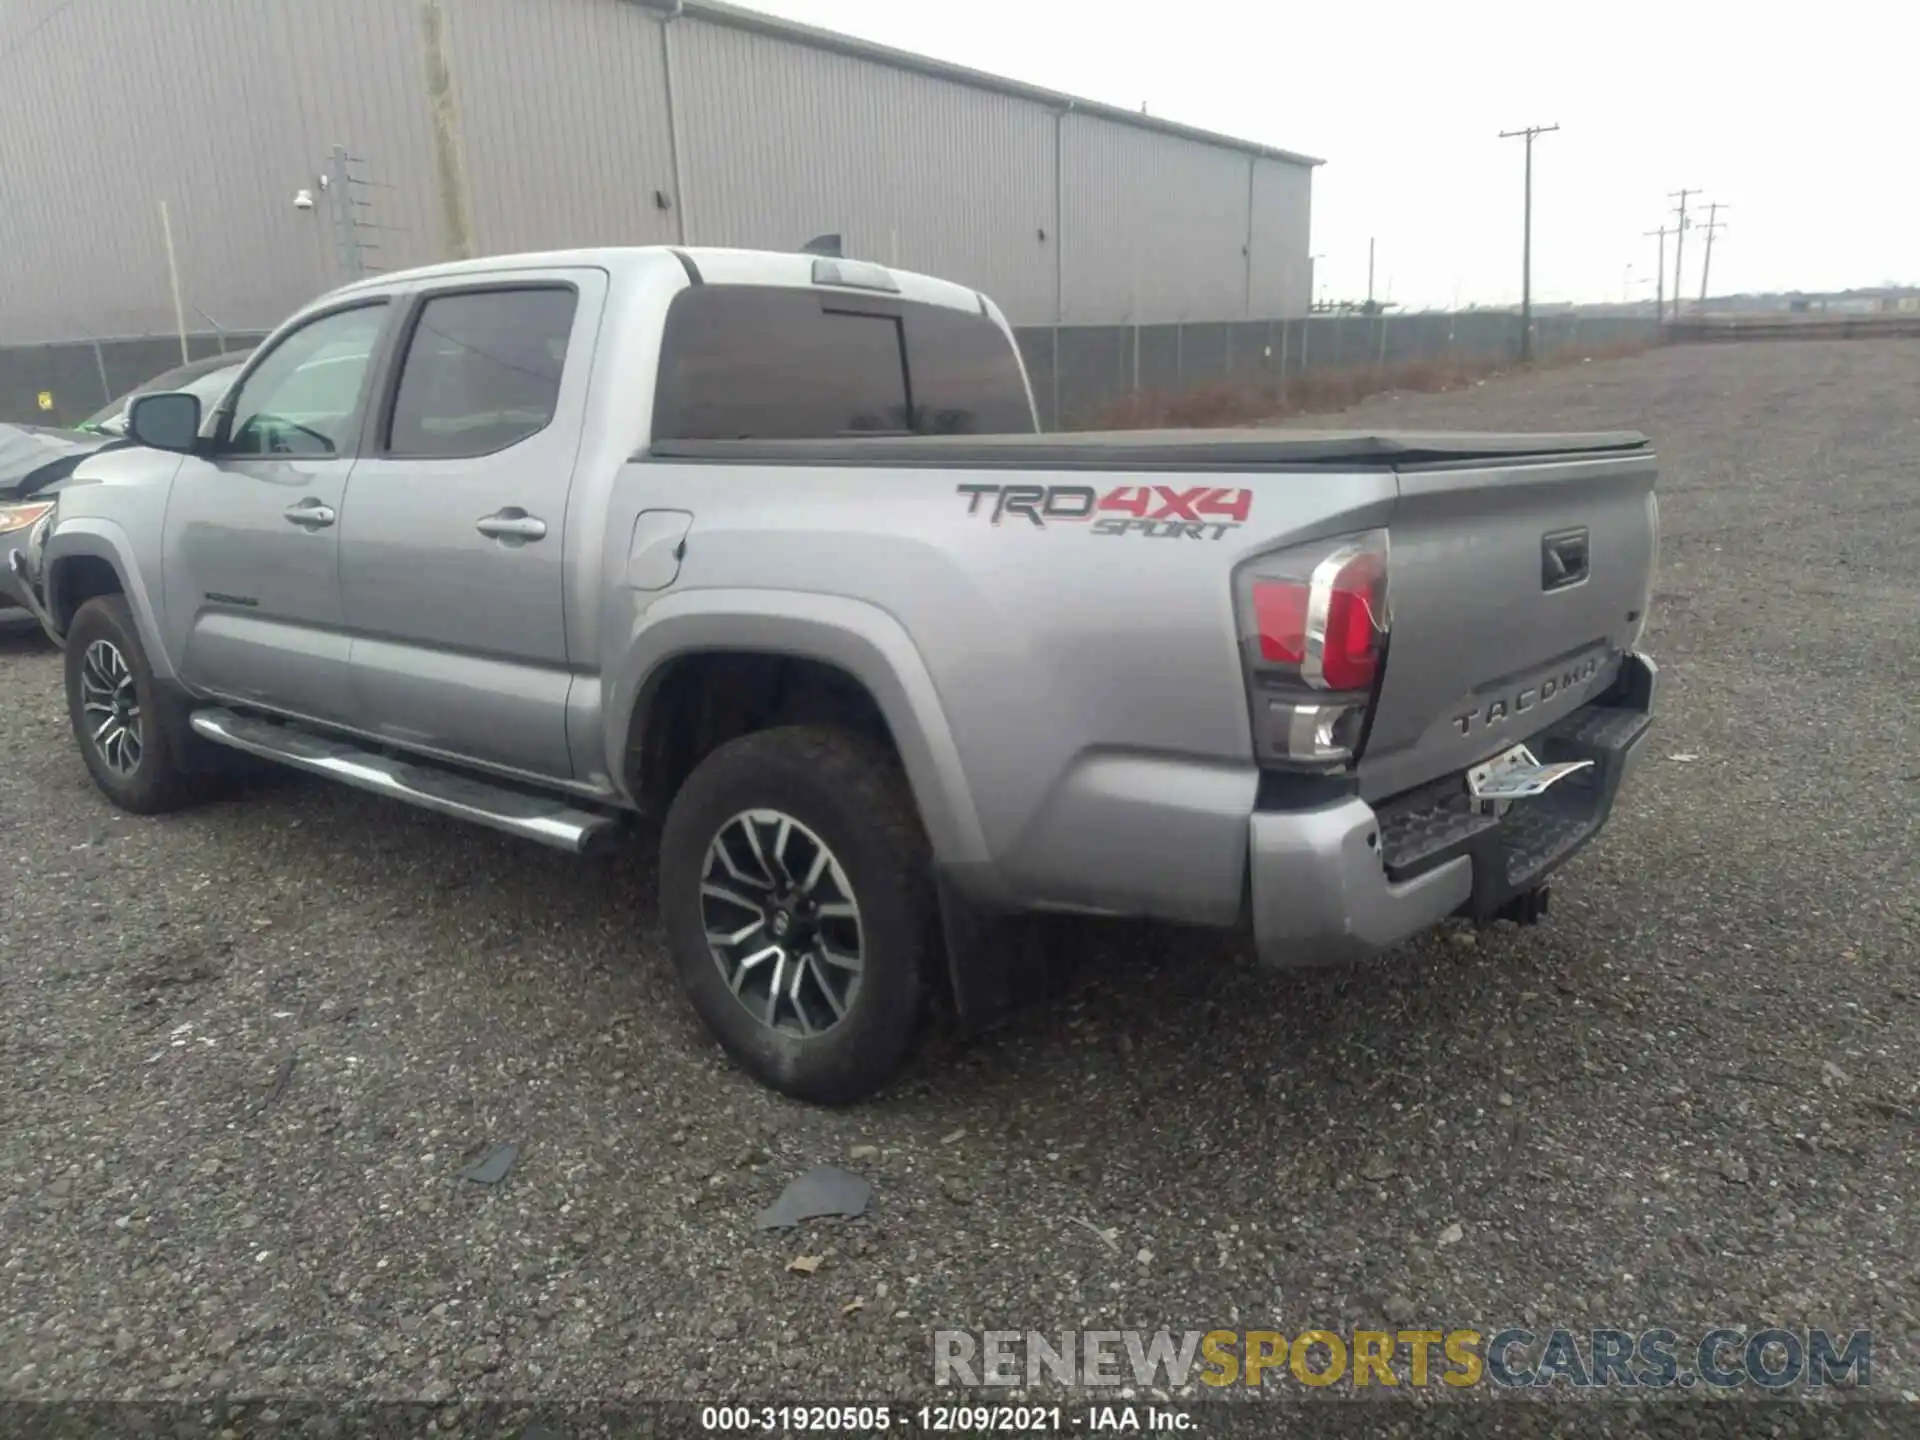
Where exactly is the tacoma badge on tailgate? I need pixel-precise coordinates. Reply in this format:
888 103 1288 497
1449 654 1603 736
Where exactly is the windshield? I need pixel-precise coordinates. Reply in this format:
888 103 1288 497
81 356 249 436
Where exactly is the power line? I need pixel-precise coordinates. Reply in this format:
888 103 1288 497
1499 123 1559 362
1644 225 1673 322
1668 188 1701 320
1697 202 1729 307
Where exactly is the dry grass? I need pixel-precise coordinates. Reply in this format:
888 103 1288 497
1076 341 1650 431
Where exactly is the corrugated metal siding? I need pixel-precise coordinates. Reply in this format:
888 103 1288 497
0 0 443 342
1 0 311 341
445 0 678 254
0 0 78 50
671 16 1058 325
1059 113 1255 325
269 0 449 281
0 0 1309 343
1248 157 1312 318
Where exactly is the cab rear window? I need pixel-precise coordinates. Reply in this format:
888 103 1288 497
652 285 1034 441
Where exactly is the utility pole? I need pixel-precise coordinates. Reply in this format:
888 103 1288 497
1366 236 1375 312
420 0 476 260
1697 202 1729 307
157 200 190 364
1668 188 1699 319
1499 123 1559 362
1644 226 1671 322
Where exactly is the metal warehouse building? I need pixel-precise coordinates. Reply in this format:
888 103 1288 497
0 0 1316 333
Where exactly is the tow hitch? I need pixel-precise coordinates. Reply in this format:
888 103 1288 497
1492 883 1552 927
1466 743 1593 816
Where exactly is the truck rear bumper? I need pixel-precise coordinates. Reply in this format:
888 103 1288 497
1250 651 1656 966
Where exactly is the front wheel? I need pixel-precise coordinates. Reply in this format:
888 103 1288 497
63 595 209 814
658 725 937 1105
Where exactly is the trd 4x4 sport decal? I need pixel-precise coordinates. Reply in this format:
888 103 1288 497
956 483 1252 539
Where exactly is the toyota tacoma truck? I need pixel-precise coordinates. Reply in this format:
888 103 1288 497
15 246 1658 1103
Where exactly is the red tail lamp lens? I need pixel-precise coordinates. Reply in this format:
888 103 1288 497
1252 580 1308 664
1320 552 1385 691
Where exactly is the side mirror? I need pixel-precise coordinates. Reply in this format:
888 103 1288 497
126 392 202 453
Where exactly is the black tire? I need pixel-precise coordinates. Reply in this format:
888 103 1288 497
659 725 937 1105
63 595 210 814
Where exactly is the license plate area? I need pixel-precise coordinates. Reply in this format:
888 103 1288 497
1466 743 1594 815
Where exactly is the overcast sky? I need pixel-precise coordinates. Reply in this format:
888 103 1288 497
740 0 1914 309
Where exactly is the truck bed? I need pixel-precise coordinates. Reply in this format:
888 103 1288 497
648 428 1651 470
640 422 1659 827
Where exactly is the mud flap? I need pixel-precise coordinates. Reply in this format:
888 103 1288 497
152 678 259 777
936 872 1072 1035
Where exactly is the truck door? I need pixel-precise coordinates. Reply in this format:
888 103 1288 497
337 270 606 779
162 300 392 723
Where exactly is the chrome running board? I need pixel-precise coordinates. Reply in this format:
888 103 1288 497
188 707 619 855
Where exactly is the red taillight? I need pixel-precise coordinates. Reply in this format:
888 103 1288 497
1249 548 1385 692
1252 580 1308 664
1319 551 1385 691
1237 530 1390 769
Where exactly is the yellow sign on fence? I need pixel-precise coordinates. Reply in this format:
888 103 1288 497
36 390 55 412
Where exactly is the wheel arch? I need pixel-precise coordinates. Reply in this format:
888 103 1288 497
608 589 990 874
43 521 175 680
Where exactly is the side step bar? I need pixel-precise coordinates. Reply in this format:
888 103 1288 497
188 707 620 856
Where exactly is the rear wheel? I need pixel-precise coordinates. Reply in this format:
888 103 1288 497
63 595 210 814
659 725 936 1104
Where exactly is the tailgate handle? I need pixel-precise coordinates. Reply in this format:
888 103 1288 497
1541 528 1590 591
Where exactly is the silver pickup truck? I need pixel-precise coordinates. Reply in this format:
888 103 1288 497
14 246 1658 1103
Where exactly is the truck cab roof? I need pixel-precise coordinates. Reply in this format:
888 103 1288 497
330 245 992 317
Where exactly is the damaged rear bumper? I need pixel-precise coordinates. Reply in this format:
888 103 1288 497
1249 651 1656 965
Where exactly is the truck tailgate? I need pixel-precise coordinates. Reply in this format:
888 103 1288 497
1359 450 1658 800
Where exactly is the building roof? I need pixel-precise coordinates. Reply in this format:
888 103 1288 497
669 0 1324 169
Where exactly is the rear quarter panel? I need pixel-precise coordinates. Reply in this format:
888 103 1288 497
603 458 1396 912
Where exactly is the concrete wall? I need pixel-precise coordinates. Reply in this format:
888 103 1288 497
0 0 1315 344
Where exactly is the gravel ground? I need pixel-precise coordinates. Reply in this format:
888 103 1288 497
1 340 1916 1418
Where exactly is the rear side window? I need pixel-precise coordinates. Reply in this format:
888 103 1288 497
388 287 577 458
901 304 1035 435
653 285 1033 441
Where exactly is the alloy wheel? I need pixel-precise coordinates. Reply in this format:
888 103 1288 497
79 639 143 776
699 809 864 1037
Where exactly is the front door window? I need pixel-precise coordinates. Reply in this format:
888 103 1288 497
225 305 387 457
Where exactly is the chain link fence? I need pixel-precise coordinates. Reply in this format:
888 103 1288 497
3 311 1660 432
1018 312 1662 430
1 333 269 430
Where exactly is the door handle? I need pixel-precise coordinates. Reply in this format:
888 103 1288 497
1541 527 1590 591
283 499 336 529
476 508 548 542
